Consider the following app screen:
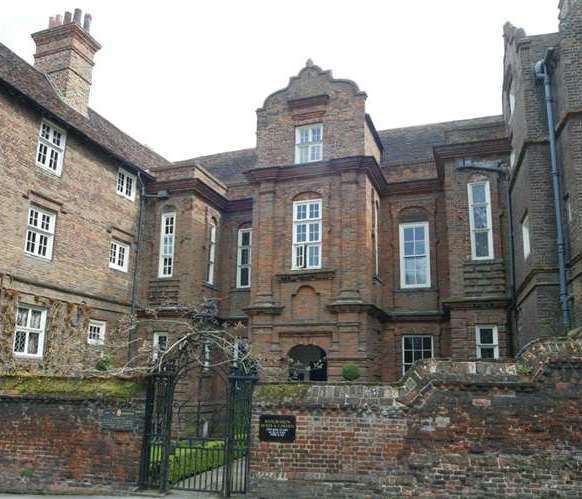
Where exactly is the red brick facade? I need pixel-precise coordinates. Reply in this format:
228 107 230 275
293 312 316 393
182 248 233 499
1 5 582 383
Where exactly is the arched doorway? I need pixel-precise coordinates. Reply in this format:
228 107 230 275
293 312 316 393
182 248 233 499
288 345 327 381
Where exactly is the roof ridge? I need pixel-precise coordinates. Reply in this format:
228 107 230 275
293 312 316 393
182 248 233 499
377 115 504 135
174 147 256 166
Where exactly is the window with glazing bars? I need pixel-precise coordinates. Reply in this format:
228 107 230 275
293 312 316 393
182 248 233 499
402 335 433 374
295 124 323 164
399 222 430 288
158 213 176 277
468 181 494 260
36 120 66 175
237 228 252 288
25 206 56 260
292 200 322 270
109 240 129 272
207 222 217 284
14 306 46 358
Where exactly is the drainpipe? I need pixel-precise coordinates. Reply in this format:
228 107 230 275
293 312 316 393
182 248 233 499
127 179 170 364
534 48 571 331
128 172 146 363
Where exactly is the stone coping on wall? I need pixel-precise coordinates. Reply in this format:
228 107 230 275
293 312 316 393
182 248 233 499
255 333 582 410
0 374 146 400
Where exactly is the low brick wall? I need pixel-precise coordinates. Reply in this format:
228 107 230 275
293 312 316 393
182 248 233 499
0 376 145 494
249 335 582 497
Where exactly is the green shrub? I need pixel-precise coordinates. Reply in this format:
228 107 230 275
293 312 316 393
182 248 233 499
342 363 361 381
95 352 112 371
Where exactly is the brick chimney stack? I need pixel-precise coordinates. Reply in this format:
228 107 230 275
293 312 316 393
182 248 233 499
31 9 101 116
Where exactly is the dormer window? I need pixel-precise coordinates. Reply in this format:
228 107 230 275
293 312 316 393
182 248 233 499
36 120 66 176
295 124 323 164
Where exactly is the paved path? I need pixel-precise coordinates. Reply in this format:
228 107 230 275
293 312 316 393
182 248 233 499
0 492 220 499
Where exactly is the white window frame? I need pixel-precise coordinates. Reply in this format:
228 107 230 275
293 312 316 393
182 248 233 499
522 214 531 259
87 320 106 346
109 240 129 272
399 221 431 289
475 325 499 360
13 305 47 359
116 168 137 201
207 222 217 285
36 119 66 176
566 196 573 223
292 199 322 270
203 342 211 372
468 181 494 260
401 335 433 375
158 212 176 278
508 80 516 119
236 228 252 288
295 123 323 164
153 332 168 361
24 206 56 260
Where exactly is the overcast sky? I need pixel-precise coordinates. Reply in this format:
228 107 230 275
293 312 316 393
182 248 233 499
2 1 558 162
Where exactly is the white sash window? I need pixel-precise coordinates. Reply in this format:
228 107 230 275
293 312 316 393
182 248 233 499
399 222 430 288
237 228 252 288
295 124 323 164
207 222 217 284
117 168 137 201
158 213 176 277
292 200 322 270
468 181 494 260
109 240 129 272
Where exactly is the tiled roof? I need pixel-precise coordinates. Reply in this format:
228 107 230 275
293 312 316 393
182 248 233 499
0 42 169 175
174 148 257 185
378 115 506 166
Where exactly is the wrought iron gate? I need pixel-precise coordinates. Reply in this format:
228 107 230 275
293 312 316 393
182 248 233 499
139 371 257 496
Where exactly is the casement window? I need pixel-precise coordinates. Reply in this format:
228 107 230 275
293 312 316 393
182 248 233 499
399 222 430 288
116 168 136 201
87 320 106 346
508 80 516 118
295 123 323 164
153 332 168 361
373 200 380 277
292 199 322 270
207 222 217 284
402 335 433 374
14 306 46 358
203 343 211 371
109 240 129 272
522 214 531 259
158 212 176 277
468 181 494 260
24 206 56 260
236 228 252 288
36 120 66 175
566 196 573 223
476 325 499 359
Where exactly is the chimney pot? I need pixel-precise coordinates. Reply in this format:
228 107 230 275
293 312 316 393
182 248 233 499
73 8 82 24
63 11 72 24
83 13 92 32
56 14 63 26
48 17 56 29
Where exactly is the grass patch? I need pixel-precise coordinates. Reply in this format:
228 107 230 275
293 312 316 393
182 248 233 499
255 383 310 401
0 375 144 399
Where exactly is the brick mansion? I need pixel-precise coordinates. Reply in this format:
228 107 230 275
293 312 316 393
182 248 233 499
1 2 581 382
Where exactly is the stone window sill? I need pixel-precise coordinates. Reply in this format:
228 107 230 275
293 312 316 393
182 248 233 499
276 268 335 283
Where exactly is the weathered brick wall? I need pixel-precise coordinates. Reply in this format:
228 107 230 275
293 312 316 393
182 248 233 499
249 335 582 497
0 380 145 494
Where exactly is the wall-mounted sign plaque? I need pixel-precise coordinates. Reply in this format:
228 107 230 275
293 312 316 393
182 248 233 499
101 408 142 432
259 414 296 442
